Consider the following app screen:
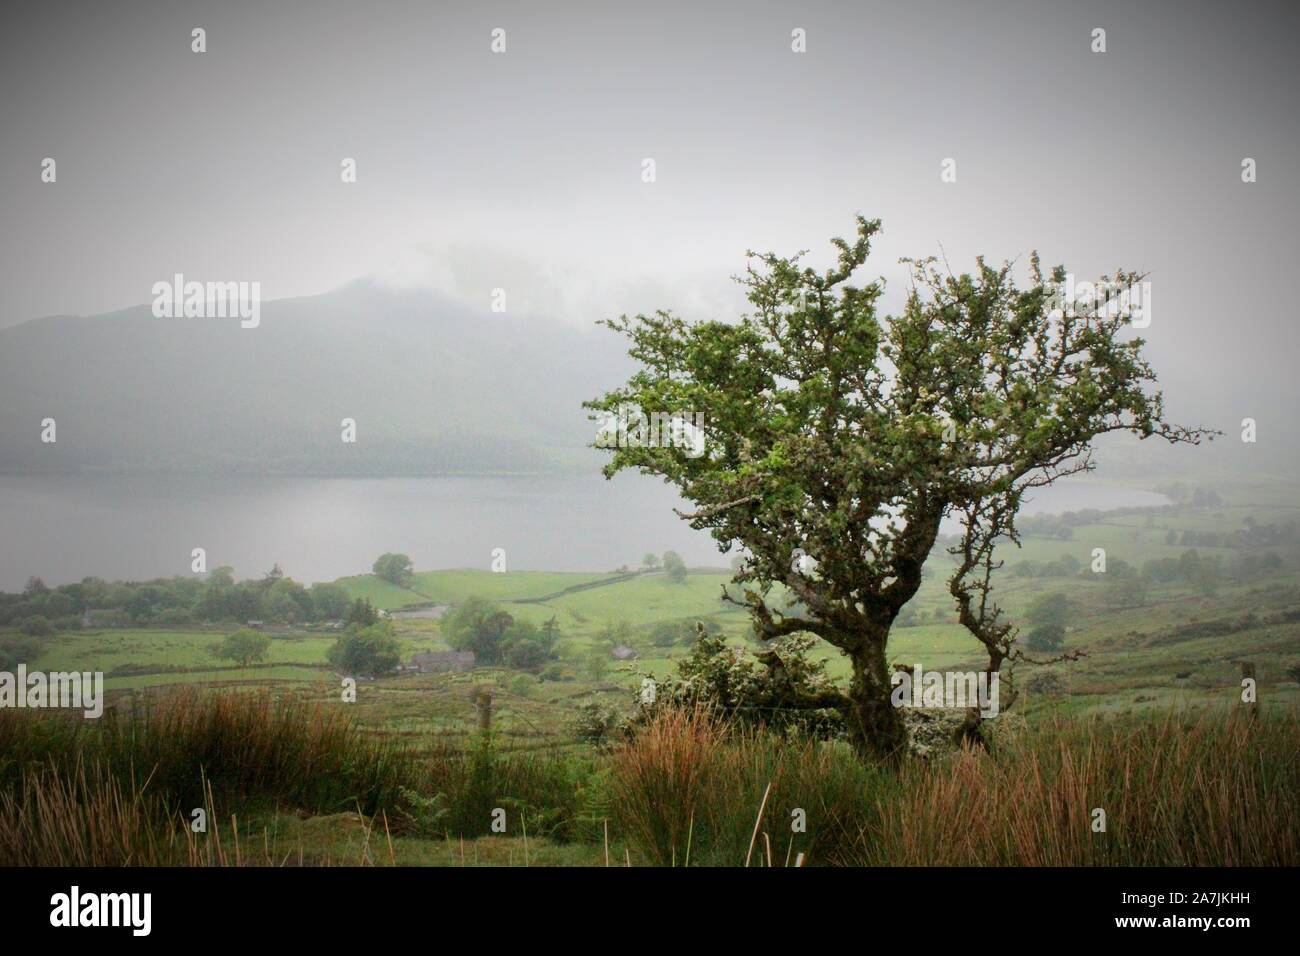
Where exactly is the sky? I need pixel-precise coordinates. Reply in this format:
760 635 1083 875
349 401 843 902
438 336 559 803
2 0 1298 446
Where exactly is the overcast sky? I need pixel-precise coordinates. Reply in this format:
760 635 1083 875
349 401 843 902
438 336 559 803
2 0 1298 439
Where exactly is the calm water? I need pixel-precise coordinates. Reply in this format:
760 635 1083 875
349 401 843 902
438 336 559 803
0 474 1171 590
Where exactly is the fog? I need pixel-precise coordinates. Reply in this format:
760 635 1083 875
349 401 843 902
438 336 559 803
1 0 1297 473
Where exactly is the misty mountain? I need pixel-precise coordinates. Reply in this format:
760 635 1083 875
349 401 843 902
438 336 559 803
0 281 1280 484
0 283 634 476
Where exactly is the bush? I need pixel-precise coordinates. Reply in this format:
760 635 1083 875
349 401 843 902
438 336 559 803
508 673 537 697
372 553 414 587
18 615 54 637
152 607 196 628
636 627 844 740
328 622 401 677
1024 670 1065 697
0 634 43 671
661 551 688 584
412 736 592 842
571 703 623 749
210 629 271 667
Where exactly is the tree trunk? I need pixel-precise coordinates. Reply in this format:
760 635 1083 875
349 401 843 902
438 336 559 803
953 706 987 750
844 643 908 763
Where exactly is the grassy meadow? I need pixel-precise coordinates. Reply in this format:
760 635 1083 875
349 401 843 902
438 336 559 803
3 476 1299 866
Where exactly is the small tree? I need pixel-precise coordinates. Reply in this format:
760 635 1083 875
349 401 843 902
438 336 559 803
212 629 271 667
502 618 560 672
0 635 44 671
641 553 661 570
20 615 56 637
328 621 401 677
1023 593 1072 652
589 215 1209 761
345 597 379 627
443 597 515 665
372 553 415 587
309 583 351 621
661 551 688 584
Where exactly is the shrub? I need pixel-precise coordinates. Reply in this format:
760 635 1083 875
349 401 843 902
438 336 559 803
0 634 44 671
328 621 401 676
414 736 591 842
571 703 622 749
19 615 55 637
508 673 536 697
636 628 844 739
211 629 271 667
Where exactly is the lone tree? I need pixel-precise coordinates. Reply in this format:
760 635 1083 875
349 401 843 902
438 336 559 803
587 216 1209 762
372 553 415 587
212 629 271 668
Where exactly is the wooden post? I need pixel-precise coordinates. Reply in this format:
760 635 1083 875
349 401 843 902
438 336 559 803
476 689 493 733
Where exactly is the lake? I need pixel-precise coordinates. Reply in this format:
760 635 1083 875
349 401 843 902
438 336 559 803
0 473 1171 590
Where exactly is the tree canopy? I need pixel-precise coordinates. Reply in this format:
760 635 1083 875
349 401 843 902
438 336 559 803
588 215 1210 760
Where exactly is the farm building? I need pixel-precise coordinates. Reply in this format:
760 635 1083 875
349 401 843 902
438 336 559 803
611 644 639 661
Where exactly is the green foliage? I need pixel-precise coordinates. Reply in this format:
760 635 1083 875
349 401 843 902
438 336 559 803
587 214 1206 760
571 702 623 749
508 673 537 697
0 634 43 671
345 597 379 627
327 621 401 677
443 596 515 665
0 565 356 630
444 599 560 672
1024 592 1073 652
640 626 844 739
211 629 272 667
412 734 592 842
647 617 718 647
502 618 560 673
309 582 350 621
372 553 415 587
18 615 54 637
661 551 687 584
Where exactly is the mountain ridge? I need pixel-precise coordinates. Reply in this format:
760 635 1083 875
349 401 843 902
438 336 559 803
0 281 631 476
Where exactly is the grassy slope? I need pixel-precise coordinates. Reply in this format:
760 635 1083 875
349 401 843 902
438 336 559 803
8 478 1300 866
22 476 1300 722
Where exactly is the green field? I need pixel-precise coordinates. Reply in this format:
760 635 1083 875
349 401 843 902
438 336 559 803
5 476 1299 866
19 476 1295 727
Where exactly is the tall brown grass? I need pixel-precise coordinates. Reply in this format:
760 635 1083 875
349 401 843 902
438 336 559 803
0 686 417 865
610 706 890 865
866 711 1300 866
0 759 241 866
611 706 1300 866
0 686 414 816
